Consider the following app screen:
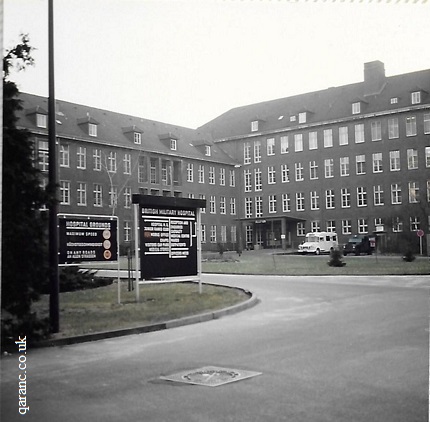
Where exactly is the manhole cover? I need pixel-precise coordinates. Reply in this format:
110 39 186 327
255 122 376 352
160 365 262 387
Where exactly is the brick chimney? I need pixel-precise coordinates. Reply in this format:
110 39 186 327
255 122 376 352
363 60 386 96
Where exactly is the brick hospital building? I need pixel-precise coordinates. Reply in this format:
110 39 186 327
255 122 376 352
18 61 430 252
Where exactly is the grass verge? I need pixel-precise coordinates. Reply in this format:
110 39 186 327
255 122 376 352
33 282 250 338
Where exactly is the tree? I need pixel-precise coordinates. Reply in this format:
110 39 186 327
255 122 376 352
2 35 51 348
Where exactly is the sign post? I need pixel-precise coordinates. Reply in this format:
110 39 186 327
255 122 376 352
417 229 424 255
132 195 206 302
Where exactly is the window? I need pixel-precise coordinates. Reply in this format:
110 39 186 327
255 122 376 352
409 217 420 232
198 164 204 183
355 124 365 143
210 225 217 243
138 156 147 183
295 163 304 181
281 164 290 183
199 194 206 213
108 151 117 173
297 222 306 237
244 169 252 192
77 182 87 206
37 139 49 172
231 226 237 243
280 136 289 154
244 142 251 164
88 123 97 137
268 195 277 214
390 97 398 104
246 225 253 245
60 144 70 167
245 198 252 218
371 121 382 141
358 218 368 234
341 188 351 208
352 102 360 114
209 196 216 214
219 168 225 186
134 132 142 145
94 184 103 207
411 91 421 104
310 191 319 210
357 186 367 207
201 224 206 243
324 159 334 178
388 118 399 139
60 181 71 205
229 169 236 187
296 192 305 211
340 157 349 176
255 196 263 217
267 138 275 156
294 134 303 152
36 113 47 128
372 153 383 173
268 166 276 184
390 150 400 171
185 163 193 182
326 221 336 233
424 114 430 134
220 196 226 214
427 180 430 203
205 145 211 156
309 161 318 180
356 155 366 175
407 149 418 169
150 158 158 184
124 187 132 208
161 161 171 186
282 193 291 212
124 221 132 242
339 126 348 146
93 148 101 171
254 141 262 163
342 219 352 235
309 131 318 150
392 217 403 233
77 146 86 169
299 112 307 124
254 168 262 191
391 183 402 204
123 153 131 174
251 120 258 132
209 166 215 184
220 226 227 243
230 198 236 215
326 189 335 209
406 116 417 137
109 186 118 209
323 129 333 148
310 221 321 232
373 185 384 206
408 182 419 203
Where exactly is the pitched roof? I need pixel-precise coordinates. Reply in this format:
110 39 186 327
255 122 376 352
198 67 430 141
16 92 237 165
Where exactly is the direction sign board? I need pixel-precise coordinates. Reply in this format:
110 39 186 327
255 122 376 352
58 214 118 264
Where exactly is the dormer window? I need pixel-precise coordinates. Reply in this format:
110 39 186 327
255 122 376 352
390 97 398 104
290 115 296 122
134 132 142 144
205 145 211 156
411 91 421 105
298 112 307 124
251 120 259 132
36 113 47 128
352 102 361 114
88 123 97 137
170 139 177 151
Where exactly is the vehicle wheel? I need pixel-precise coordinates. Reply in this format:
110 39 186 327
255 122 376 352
315 248 320 255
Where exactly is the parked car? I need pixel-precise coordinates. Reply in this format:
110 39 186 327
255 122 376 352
343 235 375 255
298 232 339 255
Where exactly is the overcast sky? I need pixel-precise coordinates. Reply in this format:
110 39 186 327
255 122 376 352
3 0 430 129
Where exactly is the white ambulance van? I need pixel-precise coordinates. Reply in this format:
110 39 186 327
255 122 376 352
298 232 339 255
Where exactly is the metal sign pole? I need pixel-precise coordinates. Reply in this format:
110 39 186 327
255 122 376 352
117 220 121 304
197 207 202 294
134 203 140 302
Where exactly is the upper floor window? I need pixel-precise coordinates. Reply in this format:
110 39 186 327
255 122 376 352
36 113 47 128
339 126 348 146
251 120 258 132
280 136 289 154
411 91 421 104
244 142 251 164
294 134 303 152
323 129 333 148
267 138 275 156
405 116 417 137
298 112 307 124
388 118 399 139
88 123 97 137
205 145 211 156
352 102 361 114
308 131 317 150
60 144 70 167
355 124 365 143
371 121 382 141
254 141 262 163
77 146 86 169
134 132 142 144
424 113 430 134
390 97 398 104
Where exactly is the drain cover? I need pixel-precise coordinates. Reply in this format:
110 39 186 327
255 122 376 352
160 365 262 387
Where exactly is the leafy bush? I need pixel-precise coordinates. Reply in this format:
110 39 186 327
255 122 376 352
328 249 346 267
402 250 416 262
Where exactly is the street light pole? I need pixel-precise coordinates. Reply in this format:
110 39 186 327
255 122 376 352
48 0 59 333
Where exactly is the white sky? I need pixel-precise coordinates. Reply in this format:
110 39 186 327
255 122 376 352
3 0 430 129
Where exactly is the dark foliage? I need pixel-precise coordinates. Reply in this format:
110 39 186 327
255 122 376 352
328 249 346 267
